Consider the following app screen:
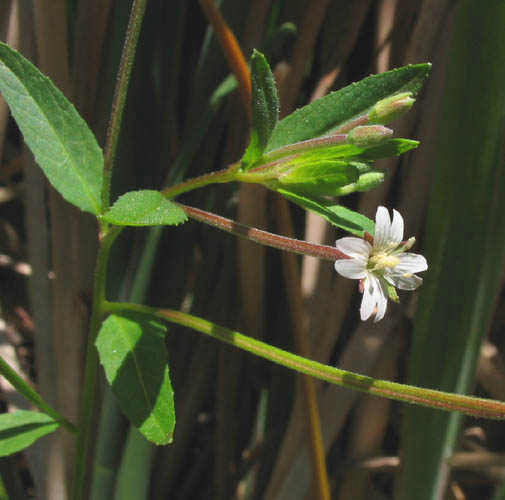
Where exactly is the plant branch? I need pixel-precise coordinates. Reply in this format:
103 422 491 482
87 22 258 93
104 302 505 420
178 203 348 261
70 226 121 500
161 166 237 199
101 0 148 212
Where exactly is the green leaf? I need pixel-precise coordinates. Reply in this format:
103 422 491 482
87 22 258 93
101 190 188 226
266 138 418 164
0 410 59 457
0 42 103 214
278 188 374 237
274 160 359 196
359 138 419 160
96 313 175 445
266 64 430 152
242 50 279 166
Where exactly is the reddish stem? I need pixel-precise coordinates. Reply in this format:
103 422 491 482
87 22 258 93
179 204 349 261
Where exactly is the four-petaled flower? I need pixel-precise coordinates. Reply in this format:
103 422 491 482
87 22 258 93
334 206 428 322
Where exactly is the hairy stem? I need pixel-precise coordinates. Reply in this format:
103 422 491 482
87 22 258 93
70 226 121 500
104 302 505 420
161 167 238 199
101 0 148 212
179 203 348 261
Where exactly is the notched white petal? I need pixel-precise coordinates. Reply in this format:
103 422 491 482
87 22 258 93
389 209 404 244
360 276 376 321
396 253 428 274
385 270 423 290
360 274 386 321
334 259 367 279
373 279 389 322
373 206 391 251
335 237 371 261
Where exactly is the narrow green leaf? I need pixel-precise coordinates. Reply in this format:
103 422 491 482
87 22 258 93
242 49 279 166
266 64 430 152
0 411 59 457
278 189 374 237
266 138 418 164
101 190 188 226
359 138 419 160
0 42 103 214
96 313 175 445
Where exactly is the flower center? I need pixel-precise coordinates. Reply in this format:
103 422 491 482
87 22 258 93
368 252 400 270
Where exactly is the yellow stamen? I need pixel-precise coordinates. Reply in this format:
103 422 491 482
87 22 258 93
369 252 400 270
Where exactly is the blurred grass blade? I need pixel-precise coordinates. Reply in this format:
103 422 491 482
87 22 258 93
400 3 505 499
0 42 103 214
493 481 505 500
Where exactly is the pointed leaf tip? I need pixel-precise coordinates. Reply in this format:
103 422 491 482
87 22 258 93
0 42 103 214
241 50 279 168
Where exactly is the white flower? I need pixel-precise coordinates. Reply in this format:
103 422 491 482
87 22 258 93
334 206 427 322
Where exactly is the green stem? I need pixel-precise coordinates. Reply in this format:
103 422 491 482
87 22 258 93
0 355 75 432
104 302 505 420
71 226 121 500
101 0 148 212
161 166 238 198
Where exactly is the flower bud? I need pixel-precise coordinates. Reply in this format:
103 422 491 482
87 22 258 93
347 125 393 148
369 92 415 124
354 170 384 192
273 159 359 196
333 170 384 196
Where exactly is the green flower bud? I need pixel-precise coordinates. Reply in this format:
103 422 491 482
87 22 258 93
369 92 415 124
347 125 393 148
333 170 384 196
271 159 359 196
386 282 400 303
354 170 384 192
